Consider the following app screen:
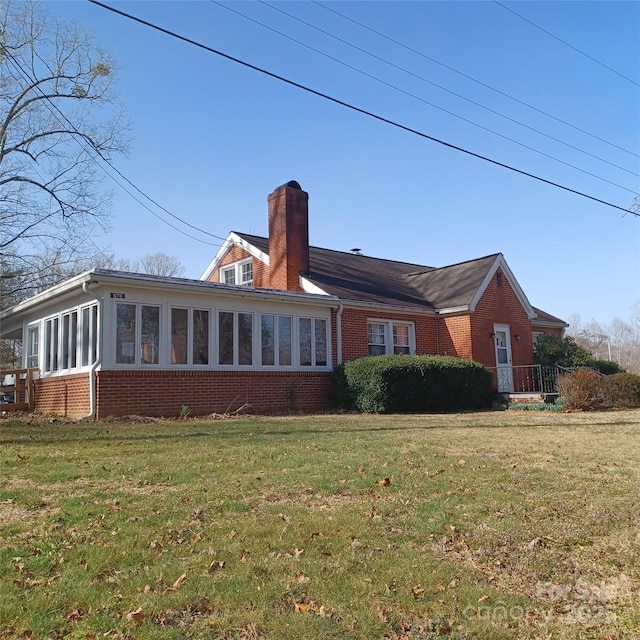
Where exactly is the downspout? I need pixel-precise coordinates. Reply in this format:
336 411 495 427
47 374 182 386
80 281 102 420
335 302 344 365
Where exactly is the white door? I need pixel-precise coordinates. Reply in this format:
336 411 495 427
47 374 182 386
494 324 513 392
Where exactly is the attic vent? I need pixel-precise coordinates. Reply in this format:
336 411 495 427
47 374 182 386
350 248 362 255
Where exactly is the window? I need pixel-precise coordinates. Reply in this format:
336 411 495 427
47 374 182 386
26 326 39 369
170 308 210 365
115 303 160 365
220 259 253 286
81 305 98 367
116 303 136 364
218 311 254 366
368 322 386 356
141 306 160 364
44 317 59 373
299 317 328 367
171 308 188 364
193 310 209 365
261 314 293 366
393 324 410 354
367 320 415 356
61 312 78 370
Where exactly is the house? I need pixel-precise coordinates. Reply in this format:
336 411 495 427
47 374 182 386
0 180 567 418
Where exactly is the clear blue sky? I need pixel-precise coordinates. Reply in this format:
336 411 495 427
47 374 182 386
51 1 639 325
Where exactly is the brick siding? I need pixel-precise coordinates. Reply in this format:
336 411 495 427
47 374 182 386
471 268 534 367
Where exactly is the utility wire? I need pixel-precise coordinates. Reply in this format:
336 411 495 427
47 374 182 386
312 0 640 159
3 46 227 247
493 0 640 88
242 0 638 180
88 0 638 217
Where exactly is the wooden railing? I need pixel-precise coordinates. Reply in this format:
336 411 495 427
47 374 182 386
0 368 38 412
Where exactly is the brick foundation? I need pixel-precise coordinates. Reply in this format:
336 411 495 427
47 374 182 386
95 369 332 418
34 373 91 419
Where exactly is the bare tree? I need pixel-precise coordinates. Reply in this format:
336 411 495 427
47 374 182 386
0 0 128 305
138 252 186 277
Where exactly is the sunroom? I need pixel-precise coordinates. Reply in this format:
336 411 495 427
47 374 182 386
0 270 339 418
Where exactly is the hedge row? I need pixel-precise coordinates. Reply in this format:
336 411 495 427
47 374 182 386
331 355 492 413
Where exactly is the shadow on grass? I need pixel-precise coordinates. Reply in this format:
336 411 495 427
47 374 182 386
3 412 637 448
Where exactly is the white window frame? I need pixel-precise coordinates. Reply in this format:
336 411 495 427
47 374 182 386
220 258 253 287
367 319 416 356
217 309 254 367
260 313 293 367
26 324 40 369
115 302 161 366
169 306 211 366
36 304 99 375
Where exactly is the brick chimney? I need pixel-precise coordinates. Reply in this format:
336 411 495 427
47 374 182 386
268 180 309 291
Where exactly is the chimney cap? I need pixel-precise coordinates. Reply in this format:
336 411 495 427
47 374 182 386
283 180 301 190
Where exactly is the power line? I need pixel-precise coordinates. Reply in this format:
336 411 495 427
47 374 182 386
312 0 640 159
493 0 640 88
230 0 638 182
88 0 638 217
3 47 227 247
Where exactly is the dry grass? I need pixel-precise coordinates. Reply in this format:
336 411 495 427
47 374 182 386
1 409 639 639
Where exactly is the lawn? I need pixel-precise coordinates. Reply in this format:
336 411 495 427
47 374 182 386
1 409 639 639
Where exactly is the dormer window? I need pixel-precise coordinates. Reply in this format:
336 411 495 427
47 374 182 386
220 259 253 287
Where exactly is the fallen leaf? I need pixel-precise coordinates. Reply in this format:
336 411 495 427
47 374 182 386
126 607 144 625
208 560 225 571
411 586 425 598
293 547 304 558
170 573 187 591
478 594 490 602
240 551 248 563
65 609 84 622
458 459 466 466
376 477 391 486
294 602 311 614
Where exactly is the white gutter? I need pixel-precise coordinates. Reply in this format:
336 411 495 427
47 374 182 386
79 281 102 421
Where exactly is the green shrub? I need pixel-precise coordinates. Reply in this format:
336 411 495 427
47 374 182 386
333 355 492 413
556 369 609 411
507 402 564 412
609 372 640 408
589 359 625 375
534 334 592 368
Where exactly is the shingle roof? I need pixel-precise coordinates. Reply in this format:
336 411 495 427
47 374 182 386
236 232 500 312
532 307 569 326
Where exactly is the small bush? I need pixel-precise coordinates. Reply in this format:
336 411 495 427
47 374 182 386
589 359 625 375
507 402 564 412
333 355 492 413
609 372 640 408
557 369 609 411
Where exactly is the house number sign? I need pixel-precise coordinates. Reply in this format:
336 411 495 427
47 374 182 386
110 292 126 299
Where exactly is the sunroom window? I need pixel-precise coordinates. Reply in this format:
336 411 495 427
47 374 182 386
261 314 292 366
218 311 253 366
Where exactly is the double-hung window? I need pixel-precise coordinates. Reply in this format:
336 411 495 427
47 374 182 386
367 320 415 356
220 259 253 287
